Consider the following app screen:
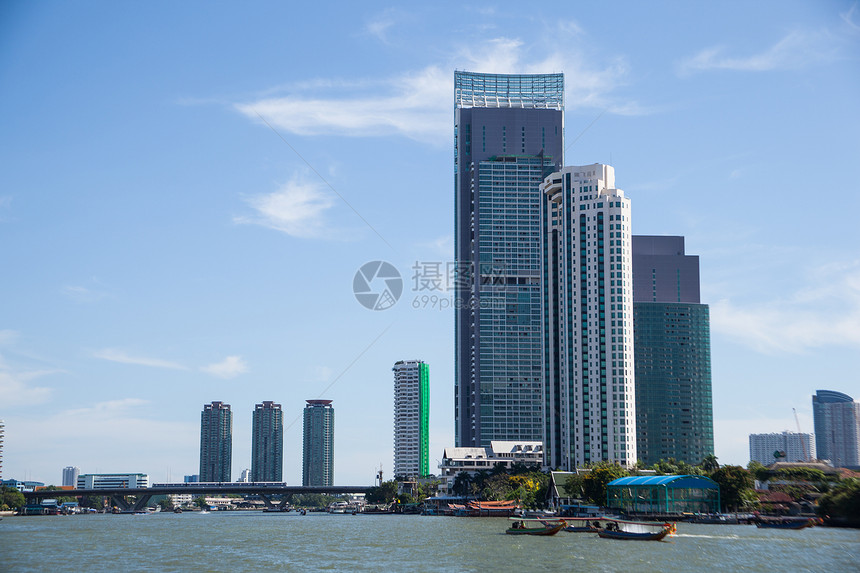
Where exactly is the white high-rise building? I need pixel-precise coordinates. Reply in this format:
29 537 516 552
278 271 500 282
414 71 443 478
540 164 636 470
749 432 815 465
62 466 80 487
393 360 430 479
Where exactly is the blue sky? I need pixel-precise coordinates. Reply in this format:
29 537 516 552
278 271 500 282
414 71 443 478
1 1 858 485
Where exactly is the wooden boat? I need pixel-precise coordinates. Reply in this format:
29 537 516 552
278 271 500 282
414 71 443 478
506 518 567 536
562 517 606 532
597 521 675 541
755 518 816 530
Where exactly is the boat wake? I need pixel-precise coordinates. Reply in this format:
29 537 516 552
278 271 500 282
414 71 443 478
675 533 740 540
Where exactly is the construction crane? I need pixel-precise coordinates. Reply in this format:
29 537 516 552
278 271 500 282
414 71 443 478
793 408 809 462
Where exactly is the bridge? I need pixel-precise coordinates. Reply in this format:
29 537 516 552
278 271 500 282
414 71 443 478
24 483 373 513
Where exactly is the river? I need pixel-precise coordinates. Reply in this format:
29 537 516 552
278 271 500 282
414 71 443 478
2 512 858 572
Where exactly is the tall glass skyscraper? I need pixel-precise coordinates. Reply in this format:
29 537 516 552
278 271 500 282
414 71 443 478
540 164 636 469
251 401 283 482
199 401 232 482
631 236 714 466
302 399 334 486
813 390 860 468
454 71 564 447
393 360 430 478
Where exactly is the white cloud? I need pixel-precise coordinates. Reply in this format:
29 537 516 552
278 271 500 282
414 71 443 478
235 176 335 238
0 366 53 406
711 260 860 354
234 36 641 146
678 30 838 75
365 8 398 42
0 329 19 345
93 348 188 370
842 3 860 32
61 284 109 303
200 355 248 379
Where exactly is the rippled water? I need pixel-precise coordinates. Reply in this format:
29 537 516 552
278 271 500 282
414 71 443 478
2 512 858 572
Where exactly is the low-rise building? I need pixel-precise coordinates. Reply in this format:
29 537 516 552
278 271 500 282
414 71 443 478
436 441 543 495
76 473 149 489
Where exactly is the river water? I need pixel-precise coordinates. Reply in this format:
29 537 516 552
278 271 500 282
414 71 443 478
2 512 858 572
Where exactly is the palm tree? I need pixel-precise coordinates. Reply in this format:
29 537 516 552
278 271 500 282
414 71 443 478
452 472 472 497
701 454 720 473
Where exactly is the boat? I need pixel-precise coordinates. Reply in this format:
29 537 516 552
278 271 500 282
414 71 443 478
563 517 606 532
596 520 675 541
755 518 816 530
506 518 567 536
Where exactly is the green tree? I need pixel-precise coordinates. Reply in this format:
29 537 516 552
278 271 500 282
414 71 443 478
365 480 398 504
80 495 104 510
817 478 860 521
710 465 754 512
700 454 720 473
194 496 209 509
562 473 585 499
158 498 174 511
451 472 472 497
581 464 629 506
746 460 769 483
0 486 26 510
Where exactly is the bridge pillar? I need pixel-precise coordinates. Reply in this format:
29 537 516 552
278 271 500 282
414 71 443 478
258 494 276 510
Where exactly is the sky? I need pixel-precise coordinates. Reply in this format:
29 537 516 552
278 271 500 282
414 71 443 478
1 1 859 486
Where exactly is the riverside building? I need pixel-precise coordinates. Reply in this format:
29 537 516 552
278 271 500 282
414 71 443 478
454 70 564 448
393 360 430 479
199 401 233 482
749 431 815 465
251 401 283 482
632 235 714 466
302 399 334 486
813 390 860 468
62 466 80 487
540 164 636 470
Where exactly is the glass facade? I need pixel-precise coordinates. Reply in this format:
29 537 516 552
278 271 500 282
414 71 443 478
454 71 564 448
631 235 714 466
251 401 283 482
199 401 232 482
633 303 714 465
302 400 334 486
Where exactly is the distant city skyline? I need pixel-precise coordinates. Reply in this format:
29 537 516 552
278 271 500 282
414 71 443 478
2 2 858 484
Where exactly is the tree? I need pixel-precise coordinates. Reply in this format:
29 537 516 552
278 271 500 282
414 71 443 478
158 498 174 511
747 460 769 483
700 454 720 473
0 486 25 510
710 465 754 512
581 464 629 506
817 478 860 522
80 495 103 510
451 472 472 497
563 473 585 500
365 480 398 504
194 496 209 509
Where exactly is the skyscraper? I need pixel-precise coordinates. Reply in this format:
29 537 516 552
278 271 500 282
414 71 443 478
454 71 564 447
251 401 283 482
302 399 334 486
199 401 232 482
540 164 636 469
632 235 714 466
749 432 815 465
62 466 80 487
0 419 4 480
393 360 430 479
813 390 860 468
